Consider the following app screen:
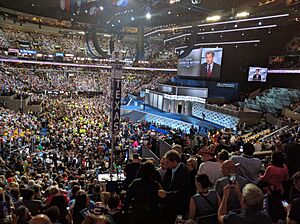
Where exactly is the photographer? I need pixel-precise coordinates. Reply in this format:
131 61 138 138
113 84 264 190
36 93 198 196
218 183 271 224
215 160 248 212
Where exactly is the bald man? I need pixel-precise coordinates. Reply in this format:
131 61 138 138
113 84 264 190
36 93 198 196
28 214 51 224
215 160 248 212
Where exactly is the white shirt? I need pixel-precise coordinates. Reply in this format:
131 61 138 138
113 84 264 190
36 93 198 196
207 63 214 73
198 161 223 185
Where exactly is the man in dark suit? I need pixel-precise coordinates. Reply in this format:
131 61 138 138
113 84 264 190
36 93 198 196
201 50 221 78
252 69 261 81
159 150 191 224
124 153 141 189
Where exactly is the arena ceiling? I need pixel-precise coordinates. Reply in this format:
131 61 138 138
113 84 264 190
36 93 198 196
0 0 295 29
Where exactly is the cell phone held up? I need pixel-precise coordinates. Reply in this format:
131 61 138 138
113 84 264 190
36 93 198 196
229 175 236 185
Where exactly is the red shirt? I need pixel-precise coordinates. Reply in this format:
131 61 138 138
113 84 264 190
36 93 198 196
259 164 289 193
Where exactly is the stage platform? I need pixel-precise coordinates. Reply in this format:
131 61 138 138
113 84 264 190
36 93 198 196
121 104 224 134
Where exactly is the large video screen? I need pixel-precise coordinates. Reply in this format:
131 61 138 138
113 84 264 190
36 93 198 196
177 49 202 77
200 48 223 79
177 48 223 79
248 67 268 82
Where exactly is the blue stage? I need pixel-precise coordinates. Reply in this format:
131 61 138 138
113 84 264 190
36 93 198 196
121 102 224 135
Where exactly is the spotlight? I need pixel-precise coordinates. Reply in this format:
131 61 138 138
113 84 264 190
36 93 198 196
206 15 221 22
236 11 249 18
100 6 104 11
146 12 151 19
131 17 135 21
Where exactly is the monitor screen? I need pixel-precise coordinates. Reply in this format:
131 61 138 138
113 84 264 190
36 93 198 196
200 48 223 79
177 49 202 77
248 67 268 82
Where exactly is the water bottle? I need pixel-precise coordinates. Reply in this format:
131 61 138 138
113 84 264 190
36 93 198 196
117 165 122 179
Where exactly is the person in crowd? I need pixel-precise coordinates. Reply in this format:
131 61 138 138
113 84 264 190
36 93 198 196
98 192 111 210
160 150 191 224
286 143 300 177
107 194 122 224
258 151 289 222
21 188 44 217
28 214 52 224
187 157 198 195
216 150 230 164
258 151 289 194
230 143 262 183
48 192 69 224
215 160 248 212
287 198 300 224
158 157 168 180
198 145 223 186
13 205 32 224
124 153 141 189
43 206 60 224
124 162 160 224
172 144 187 164
218 183 272 224
82 214 111 224
70 191 92 224
188 174 220 224
290 171 300 202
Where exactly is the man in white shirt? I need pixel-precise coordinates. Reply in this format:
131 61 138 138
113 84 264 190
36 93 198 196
198 146 223 186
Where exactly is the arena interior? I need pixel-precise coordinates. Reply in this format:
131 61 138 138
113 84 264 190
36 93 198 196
0 0 299 224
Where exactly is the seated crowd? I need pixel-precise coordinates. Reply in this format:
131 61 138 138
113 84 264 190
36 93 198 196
0 25 177 67
0 62 174 98
0 63 299 224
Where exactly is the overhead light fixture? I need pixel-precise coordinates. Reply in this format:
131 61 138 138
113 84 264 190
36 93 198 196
197 24 277 35
100 6 104 11
131 17 135 21
145 13 289 37
175 39 261 50
144 25 193 36
146 12 151 19
206 15 221 22
164 24 276 43
236 11 250 18
194 39 260 47
199 13 288 27
164 33 191 43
